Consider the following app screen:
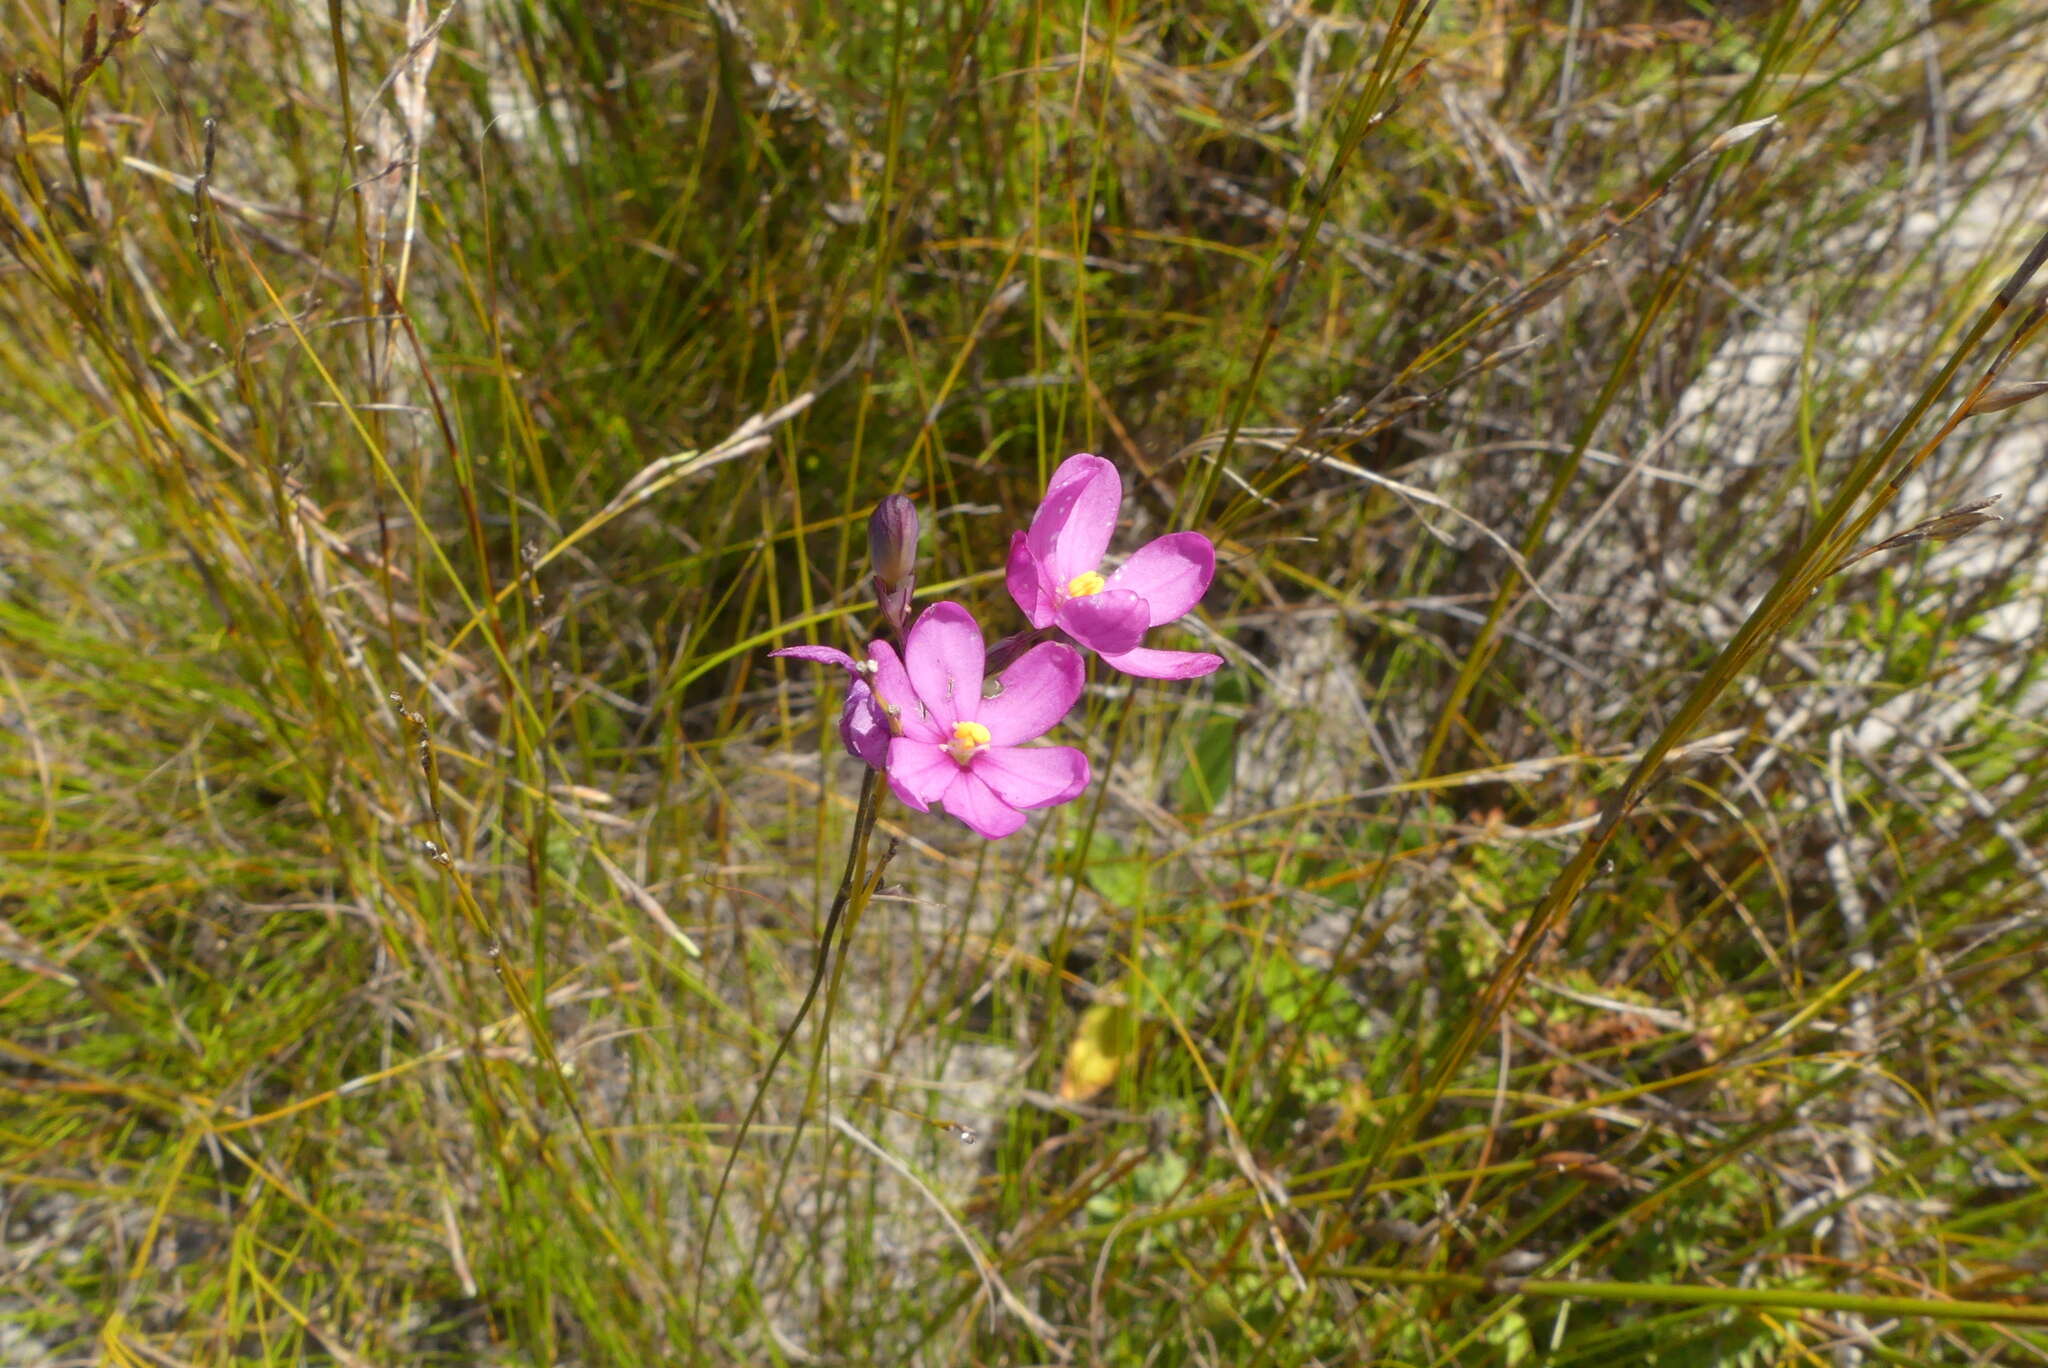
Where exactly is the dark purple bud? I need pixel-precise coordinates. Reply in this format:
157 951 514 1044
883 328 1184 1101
869 494 919 639
983 628 1046 676
868 495 919 590
839 678 891 769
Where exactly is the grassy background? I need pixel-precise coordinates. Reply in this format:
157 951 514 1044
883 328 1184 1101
4 0 2048 1362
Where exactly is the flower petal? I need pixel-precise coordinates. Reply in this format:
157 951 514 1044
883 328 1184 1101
867 639 941 743
1097 645 1225 680
1006 532 1057 629
974 744 1090 810
940 768 1028 839
1025 454 1120 585
980 642 1085 745
1055 589 1149 656
839 680 890 769
1107 532 1215 626
903 601 986 730
769 644 858 672
886 737 956 810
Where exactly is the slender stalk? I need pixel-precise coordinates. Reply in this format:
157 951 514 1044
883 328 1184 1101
746 834 901 1294
691 766 884 1336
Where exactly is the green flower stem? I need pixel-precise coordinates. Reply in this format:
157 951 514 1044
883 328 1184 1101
691 765 883 1332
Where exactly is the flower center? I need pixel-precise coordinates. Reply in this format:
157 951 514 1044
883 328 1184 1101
1066 570 1107 599
945 719 991 765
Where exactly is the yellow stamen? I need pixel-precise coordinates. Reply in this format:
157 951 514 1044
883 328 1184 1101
1066 570 1107 598
946 719 991 765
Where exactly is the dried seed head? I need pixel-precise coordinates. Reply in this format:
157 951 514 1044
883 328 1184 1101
1709 114 1778 153
1487 1249 1548 1277
1920 493 2005 542
1362 1218 1426 1246
22 68 62 104
1536 1150 1634 1187
1965 381 2048 417
1828 493 2005 578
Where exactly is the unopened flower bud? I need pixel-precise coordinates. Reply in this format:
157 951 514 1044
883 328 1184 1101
838 679 892 770
869 494 919 638
983 629 1040 676
869 495 919 589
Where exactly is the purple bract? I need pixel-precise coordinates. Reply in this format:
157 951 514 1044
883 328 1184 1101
767 643 891 770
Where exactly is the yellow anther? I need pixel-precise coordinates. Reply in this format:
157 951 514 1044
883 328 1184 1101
1066 571 1107 598
946 719 991 764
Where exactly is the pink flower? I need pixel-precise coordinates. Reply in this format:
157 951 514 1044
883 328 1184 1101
767 644 891 769
869 601 1091 840
1005 454 1224 679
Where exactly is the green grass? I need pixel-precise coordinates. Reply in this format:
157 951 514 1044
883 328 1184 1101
4 0 2048 1363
